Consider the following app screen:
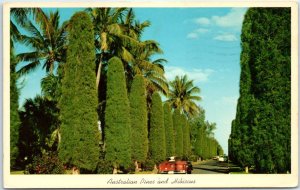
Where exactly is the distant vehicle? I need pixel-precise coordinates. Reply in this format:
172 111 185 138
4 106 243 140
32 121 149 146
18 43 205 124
158 156 193 174
213 156 219 160
218 155 228 162
218 156 225 162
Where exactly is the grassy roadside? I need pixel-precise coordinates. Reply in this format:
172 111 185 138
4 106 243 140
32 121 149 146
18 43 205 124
229 171 253 174
11 170 24 174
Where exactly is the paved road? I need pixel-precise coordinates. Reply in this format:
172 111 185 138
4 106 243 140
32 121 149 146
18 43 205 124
192 159 230 174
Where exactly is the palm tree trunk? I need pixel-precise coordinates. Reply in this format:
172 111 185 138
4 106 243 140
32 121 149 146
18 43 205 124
152 164 158 174
134 161 139 173
96 60 102 89
72 166 80 174
245 166 249 173
113 167 118 174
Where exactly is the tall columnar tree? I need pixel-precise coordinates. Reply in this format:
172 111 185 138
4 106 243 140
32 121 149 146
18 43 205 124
229 8 291 173
186 121 191 157
105 57 132 169
189 109 206 153
10 48 20 169
58 12 100 172
163 103 175 157
194 126 205 158
129 75 148 165
173 108 183 157
217 143 224 156
149 92 166 164
182 115 189 158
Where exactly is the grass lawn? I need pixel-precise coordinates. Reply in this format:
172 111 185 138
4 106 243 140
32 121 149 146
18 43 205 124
229 171 253 174
11 170 24 174
135 171 155 174
64 169 73 174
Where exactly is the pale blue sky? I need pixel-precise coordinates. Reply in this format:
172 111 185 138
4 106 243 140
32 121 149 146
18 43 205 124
15 7 248 154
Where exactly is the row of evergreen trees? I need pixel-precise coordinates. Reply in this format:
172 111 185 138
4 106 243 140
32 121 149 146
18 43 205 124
229 8 291 173
10 9 224 173
190 109 224 160
105 56 194 171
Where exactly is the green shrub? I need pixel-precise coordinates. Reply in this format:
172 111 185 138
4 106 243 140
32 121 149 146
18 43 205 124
96 159 113 174
142 160 156 171
24 153 64 174
189 155 198 162
121 162 136 174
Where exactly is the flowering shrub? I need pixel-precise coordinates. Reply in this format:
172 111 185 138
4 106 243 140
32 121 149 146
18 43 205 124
24 152 64 174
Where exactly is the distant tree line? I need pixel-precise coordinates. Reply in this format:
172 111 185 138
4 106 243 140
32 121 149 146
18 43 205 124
229 8 291 174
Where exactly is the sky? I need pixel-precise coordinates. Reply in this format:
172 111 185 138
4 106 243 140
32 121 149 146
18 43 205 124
15 7 248 154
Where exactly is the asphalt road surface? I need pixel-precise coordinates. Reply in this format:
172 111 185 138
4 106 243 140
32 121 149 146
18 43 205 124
192 159 231 174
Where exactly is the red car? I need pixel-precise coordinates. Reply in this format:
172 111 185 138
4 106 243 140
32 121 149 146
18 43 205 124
158 157 193 174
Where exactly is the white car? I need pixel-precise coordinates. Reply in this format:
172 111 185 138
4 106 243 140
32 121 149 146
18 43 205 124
218 156 228 162
218 156 224 162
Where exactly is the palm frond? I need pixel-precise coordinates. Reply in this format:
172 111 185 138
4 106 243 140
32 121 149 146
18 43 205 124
17 51 44 62
10 20 23 44
121 47 134 63
17 60 41 76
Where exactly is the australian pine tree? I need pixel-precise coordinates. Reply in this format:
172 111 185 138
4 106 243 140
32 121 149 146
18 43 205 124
182 115 190 159
58 12 100 173
194 126 204 159
230 8 291 173
105 57 132 172
249 8 291 173
186 121 191 157
173 108 183 158
163 103 175 157
10 47 20 169
217 143 224 156
129 75 148 170
189 109 205 154
149 92 166 166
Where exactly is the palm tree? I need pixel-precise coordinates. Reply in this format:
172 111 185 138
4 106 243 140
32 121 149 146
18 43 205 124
41 73 60 101
86 8 141 89
17 9 68 75
120 8 151 41
18 95 60 164
167 74 201 118
10 8 32 46
131 40 169 96
120 9 169 96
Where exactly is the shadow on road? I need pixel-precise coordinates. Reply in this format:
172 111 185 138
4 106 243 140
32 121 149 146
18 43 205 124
193 160 243 174
193 166 229 174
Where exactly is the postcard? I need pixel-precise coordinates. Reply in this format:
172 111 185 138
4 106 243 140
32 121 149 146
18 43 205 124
2 1 298 188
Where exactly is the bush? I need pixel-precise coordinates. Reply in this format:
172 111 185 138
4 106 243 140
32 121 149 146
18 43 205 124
121 162 136 174
142 160 156 171
189 155 198 162
96 159 113 174
24 153 64 174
